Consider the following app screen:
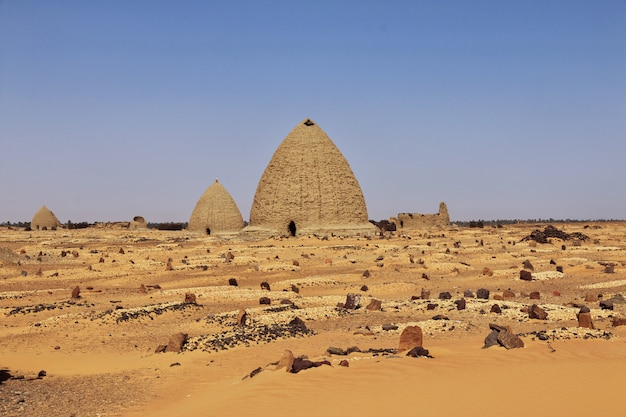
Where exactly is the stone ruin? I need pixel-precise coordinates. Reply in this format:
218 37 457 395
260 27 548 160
128 216 148 230
243 119 378 238
390 202 450 230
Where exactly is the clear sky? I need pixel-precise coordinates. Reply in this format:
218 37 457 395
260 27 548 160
1 1 625 223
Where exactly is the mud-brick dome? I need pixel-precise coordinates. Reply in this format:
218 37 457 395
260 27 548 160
31 205 61 230
188 180 244 235
247 119 377 237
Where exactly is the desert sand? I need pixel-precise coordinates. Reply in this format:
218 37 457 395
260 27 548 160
1 222 626 417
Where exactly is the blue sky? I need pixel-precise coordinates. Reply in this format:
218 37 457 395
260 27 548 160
1 1 625 223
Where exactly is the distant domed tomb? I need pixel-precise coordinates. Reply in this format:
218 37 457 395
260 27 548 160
31 205 61 230
188 180 244 235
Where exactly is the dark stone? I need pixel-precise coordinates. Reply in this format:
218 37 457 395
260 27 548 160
422 273 430 280
579 305 591 314
346 346 361 354
483 330 500 348
228 278 238 286
327 346 347 355
259 297 271 305
477 288 490 300
490 304 502 314
288 317 308 332
339 359 349 367
382 323 398 331
249 367 263 378
427 303 438 310
184 292 196 304
344 293 361 309
529 291 541 300
600 300 614 310
438 292 452 300
37 370 46 378
362 270 371 278
292 260 299 267
556 266 563 273
604 265 615 274
291 284 300 293
165 332 188 353
360 285 369 292
260 281 271 291
463 289 475 298
432 315 448 320
291 358 315 374
155 344 167 353
497 330 524 349
520 270 532 281
71 286 80 299
529 304 548 320
366 299 382 311
421 288 430 299
522 260 534 271
406 346 431 357
454 299 466 310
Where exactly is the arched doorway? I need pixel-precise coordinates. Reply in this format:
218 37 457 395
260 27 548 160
288 221 296 237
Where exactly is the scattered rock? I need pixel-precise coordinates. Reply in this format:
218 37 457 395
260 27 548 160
438 292 452 300
477 288 490 300
612 317 626 327
366 299 382 311
520 270 532 281
529 291 541 300
497 330 525 349
343 293 361 309
360 285 368 292
577 312 594 329
228 278 238 286
522 260 534 271
362 270 371 278
165 332 188 353
237 309 247 326
463 289 475 298
260 281 271 291
529 304 548 320
503 290 515 299
259 297 271 305
327 346 347 355
490 304 502 314
454 299 466 310
184 293 196 304
406 346 431 358
339 359 349 367
398 325 423 351
382 323 398 331
71 286 80 299
482 267 493 276
421 288 430 300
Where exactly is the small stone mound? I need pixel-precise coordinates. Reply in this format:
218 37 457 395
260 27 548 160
521 225 589 244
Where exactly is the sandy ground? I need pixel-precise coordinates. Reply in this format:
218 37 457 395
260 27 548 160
1 222 625 416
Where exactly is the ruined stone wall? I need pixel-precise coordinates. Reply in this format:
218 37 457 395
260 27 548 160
393 202 450 229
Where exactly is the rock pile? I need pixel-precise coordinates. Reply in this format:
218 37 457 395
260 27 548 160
521 225 589 244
